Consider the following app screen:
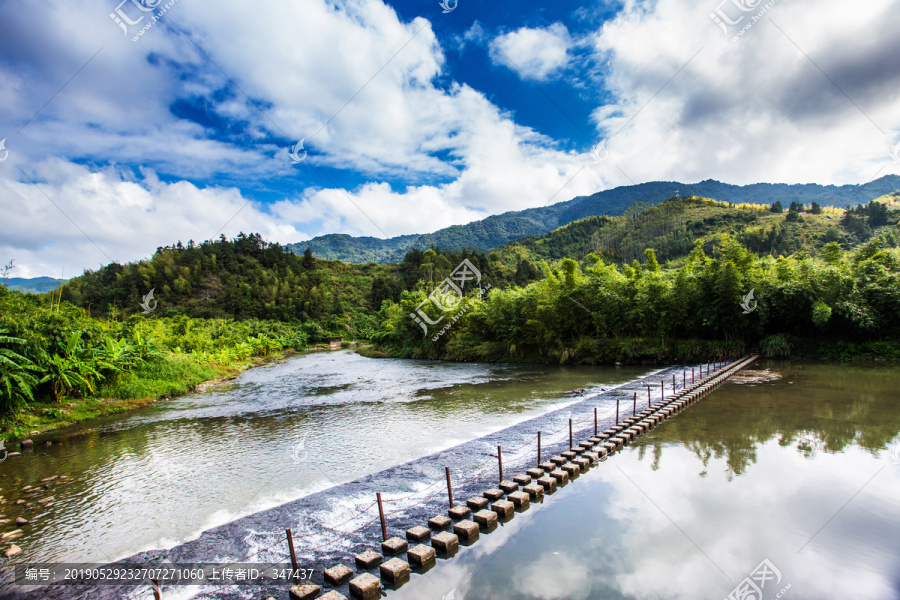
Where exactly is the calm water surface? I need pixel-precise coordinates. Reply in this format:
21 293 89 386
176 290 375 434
390 362 900 600
0 350 646 565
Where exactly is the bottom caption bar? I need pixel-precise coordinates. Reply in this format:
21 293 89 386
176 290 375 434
13 563 318 586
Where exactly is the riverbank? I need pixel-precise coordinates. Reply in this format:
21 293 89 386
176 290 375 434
363 335 900 365
0 349 307 441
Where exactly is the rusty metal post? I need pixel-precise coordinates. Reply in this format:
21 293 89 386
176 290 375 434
633 392 636 415
616 397 619 423
286 529 300 585
377 493 387 542
445 466 454 508
498 445 503 482
661 380 664 401
151 579 161 600
594 407 598 436
538 431 541 464
569 419 573 450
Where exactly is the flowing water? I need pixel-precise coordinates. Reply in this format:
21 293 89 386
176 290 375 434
388 362 900 600
0 350 648 566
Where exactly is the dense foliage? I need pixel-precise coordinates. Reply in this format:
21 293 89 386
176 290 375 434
0 286 308 422
59 233 388 340
371 233 900 364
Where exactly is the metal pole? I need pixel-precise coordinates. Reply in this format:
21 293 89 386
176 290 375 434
683 371 686 388
569 419 573 450
445 466 454 508
286 529 300 585
377 493 387 542
633 392 636 416
151 579 161 600
692 367 695 383
498 445 503 482
661 380 664 401
616 397 619 423
594 407 597 436
538 431 541 464
647 385 651 406
672 373 675 390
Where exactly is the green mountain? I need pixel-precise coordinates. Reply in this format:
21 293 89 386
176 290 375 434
3 277 68 293
289 176 900 262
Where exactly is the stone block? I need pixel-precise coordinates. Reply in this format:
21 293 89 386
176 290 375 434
406 526 430 542
379 558 409 584
381 537 407 556
407 544 435 567
324 564 353 586
472 509 497 528
507 491 529 509
431 531 459 553
354 550 382 570
491 499 515 519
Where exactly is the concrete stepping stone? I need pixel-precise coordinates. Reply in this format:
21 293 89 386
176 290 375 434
523 482 544 500
491 499 515 519
324 564 353 586
539 461 555 471
537 475 557 492
381 537 408 556
289 584 321 600
467 497 489 511
321 592 348 600
407 544 436 567
406 526 430 542
453 520 479 541
573 457 590 470
550 456 567 466
431 531 459 554
561 451 577 460
483 488 504 501
499 481 518 494
550 469 569 484
448 505 471 520
507 491 529 510
513 474 532 485
355 550 382 570
562 463 580 476
379 558 409 584
427 515 451 530
473 509 497 528
526 468 544 479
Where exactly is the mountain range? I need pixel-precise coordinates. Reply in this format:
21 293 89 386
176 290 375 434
288 175 900 263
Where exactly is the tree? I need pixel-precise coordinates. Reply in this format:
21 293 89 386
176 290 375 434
302 248 316 270
771 201 784 213
810 202 823 214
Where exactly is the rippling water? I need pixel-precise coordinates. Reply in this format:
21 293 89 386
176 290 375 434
388 362 900 600
0 350 648 565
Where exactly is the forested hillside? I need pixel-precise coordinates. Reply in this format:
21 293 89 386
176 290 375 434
291 175 900 263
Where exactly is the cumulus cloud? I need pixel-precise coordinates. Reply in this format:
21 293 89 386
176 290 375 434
489 23 573 80
588 0 900 185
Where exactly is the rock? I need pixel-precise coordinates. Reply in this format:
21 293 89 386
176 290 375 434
15 500 24 505
6 452 20 458
615 361 623 366
15 518 27 526
20 440 33 449
1 529 23 540
5 544 21 558
40 477 58 483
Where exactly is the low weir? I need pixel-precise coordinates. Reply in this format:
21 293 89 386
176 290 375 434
6 356 758 600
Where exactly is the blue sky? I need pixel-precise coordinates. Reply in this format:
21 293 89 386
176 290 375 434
1 0 899 276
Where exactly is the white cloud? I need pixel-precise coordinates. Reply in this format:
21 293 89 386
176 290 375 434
588 0 900 185
489 23 573 80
